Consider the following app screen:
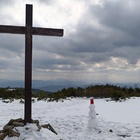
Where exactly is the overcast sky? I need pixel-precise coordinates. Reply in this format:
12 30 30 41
0 0 140 84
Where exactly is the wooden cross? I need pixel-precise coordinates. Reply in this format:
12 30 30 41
0 4 63 124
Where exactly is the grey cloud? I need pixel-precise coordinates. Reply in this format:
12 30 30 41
94 0 140 31
69 28 111 53
63 0 140 65
0 34 24 70
32 49 80 70
2 0 140 72
112 46 140 64
0 0 14 6
91 0 140 45
0 52 24 70
0 59 10 69
0 0 140 82
0 35 24 54
36 0 55 5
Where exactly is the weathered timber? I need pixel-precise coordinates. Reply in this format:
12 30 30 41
0 4 63 124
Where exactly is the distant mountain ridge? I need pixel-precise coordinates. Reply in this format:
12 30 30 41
0 79 139 92
0 79 86 92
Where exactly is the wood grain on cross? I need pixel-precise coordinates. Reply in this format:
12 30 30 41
0 4 63 124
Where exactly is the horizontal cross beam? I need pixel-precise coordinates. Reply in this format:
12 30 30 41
0 25 63 36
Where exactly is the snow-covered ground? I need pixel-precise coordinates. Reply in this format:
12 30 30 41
0 97 140 140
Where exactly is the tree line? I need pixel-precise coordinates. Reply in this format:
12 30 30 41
0 84 140 101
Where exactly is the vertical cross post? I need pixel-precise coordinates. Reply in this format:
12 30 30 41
25 4 33 123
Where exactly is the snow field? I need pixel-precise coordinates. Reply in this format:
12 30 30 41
0 97 140 140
